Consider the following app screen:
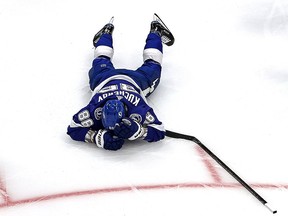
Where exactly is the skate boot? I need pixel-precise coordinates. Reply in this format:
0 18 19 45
93 17 114 47
150 13 175 46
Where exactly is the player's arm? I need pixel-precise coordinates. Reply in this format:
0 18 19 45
114 110 165 142
67 107 124 151
67 108 94 142
142 110 165 142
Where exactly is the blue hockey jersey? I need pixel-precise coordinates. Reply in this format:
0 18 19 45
67 76 165 144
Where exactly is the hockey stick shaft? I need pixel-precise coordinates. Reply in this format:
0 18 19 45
165 130 277 214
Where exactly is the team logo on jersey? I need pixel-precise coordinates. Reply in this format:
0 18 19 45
116 96 123 100
129 113 142 123
94 107 102 120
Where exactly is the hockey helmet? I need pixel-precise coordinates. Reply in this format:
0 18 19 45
102 99 125 129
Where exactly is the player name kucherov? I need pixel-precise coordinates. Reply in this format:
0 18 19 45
97 90 140 106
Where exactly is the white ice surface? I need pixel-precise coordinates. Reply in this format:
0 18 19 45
0 0 288 215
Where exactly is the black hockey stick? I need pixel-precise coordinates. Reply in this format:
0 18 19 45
165 130 277 214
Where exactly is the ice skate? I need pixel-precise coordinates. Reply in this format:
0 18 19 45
93 17 114 47
150 13 174 46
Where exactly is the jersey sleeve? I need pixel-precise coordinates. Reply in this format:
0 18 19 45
67 106 98 143
142 109 165 142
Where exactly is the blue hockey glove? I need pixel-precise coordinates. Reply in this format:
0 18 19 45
143 125 165 142
94 129 124 151
114 118 144 140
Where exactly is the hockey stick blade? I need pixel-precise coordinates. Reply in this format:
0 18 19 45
165 130 277 214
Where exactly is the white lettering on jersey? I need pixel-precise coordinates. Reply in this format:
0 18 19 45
98 92 114 102
97 90 140 106
144 112 155 124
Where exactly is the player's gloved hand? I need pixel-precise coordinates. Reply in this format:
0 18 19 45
144 125 165 142
94 129 124 151
114 118 144 140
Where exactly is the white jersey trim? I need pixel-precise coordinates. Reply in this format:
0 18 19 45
94 45 114 59
143 48 163 64
91 75 149 103
148 123 165 132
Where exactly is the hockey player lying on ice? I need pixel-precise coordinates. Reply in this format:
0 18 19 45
67 14 174 150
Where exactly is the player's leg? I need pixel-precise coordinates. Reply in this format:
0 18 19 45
92 17 114 59
136 14 174 97
137 32 163 97
89 18 115 91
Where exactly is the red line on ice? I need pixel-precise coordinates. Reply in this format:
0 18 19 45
0 182 287 209
0 174 10 206
195 145 223 183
